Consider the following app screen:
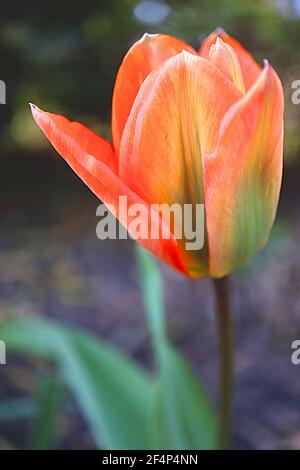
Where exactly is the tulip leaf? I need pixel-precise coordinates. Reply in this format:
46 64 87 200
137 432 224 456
152 343 217 450
0 398 36 423
136 245 166 359
0 317 153 450
30 375 66 450
136 247 217 449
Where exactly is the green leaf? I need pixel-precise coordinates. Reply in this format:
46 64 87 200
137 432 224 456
0 398 36 423
136 245 166 354
30 375 66 450
0 317 153 450
153 343 217 450
136 246 217 450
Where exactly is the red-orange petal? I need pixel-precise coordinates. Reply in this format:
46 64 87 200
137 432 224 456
209 37 245 94
204 62 284 277
30 104 117 173
119 52 242 278
112 33 196 154
200 29 261 90
30 104 190 277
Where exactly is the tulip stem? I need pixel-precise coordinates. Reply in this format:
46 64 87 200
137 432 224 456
213 275 234 450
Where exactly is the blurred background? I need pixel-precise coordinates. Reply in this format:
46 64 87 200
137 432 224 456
1 0 300 450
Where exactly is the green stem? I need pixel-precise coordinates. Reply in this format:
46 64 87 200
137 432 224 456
213 276 234 450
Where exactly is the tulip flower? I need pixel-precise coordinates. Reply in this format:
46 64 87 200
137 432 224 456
30 29 284 280
30 29 285 450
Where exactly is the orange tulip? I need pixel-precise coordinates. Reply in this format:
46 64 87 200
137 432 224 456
30 29 284 279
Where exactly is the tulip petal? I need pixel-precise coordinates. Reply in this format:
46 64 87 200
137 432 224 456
204 63 284 277
30 104 190 277
200 29 261 90
112 33 196 154
30 104 117 173
209 37 245 94
119 52 242 277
